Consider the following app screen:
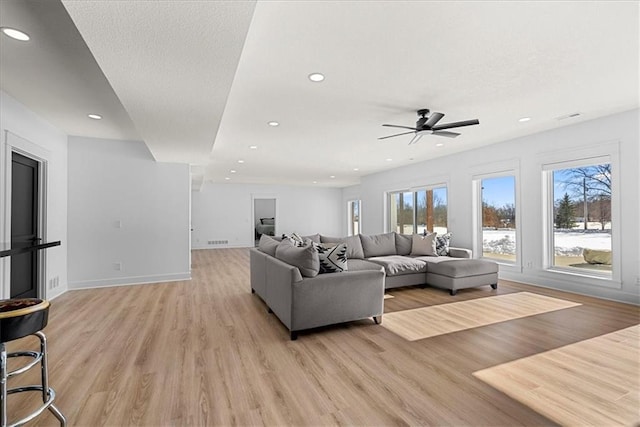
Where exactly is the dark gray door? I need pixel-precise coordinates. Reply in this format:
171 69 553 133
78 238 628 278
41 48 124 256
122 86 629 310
11 152 39 299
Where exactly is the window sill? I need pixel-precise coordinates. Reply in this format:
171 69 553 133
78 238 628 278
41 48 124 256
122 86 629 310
541 267 621 289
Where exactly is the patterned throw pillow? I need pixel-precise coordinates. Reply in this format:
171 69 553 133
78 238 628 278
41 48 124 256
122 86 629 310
435 232 452 256
312 242 348 274
282 232 305 247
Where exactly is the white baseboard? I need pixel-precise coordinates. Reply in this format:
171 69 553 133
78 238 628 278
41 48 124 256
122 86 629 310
68 272 191 290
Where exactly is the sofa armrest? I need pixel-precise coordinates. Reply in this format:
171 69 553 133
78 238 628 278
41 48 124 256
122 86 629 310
291 269 385 331
449 247 472 259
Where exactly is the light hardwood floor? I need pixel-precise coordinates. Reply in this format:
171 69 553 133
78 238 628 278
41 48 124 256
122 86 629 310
6 248 640 426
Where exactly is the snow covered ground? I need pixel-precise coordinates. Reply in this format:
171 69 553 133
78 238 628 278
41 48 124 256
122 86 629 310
483 229 611 256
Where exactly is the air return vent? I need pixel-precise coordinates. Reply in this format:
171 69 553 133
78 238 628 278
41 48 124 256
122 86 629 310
208 240 228 245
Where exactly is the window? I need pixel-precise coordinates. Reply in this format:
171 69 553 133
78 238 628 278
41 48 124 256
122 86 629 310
388 186 448 234
546 161 612 277
347 200 361 236
480 175 517 263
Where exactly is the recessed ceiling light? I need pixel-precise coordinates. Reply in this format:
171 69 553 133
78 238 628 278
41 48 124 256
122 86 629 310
353 168 359 171
386 158 393 162
312 181 318 184
249 145 258 150
225 177 230 180
330 175 335 179
237 159 244 163
308 73 325 82
88 114 102 120
436 143 444 147
268 121 279 127
230 170 236 173
1 27 30 41
518 117 531 122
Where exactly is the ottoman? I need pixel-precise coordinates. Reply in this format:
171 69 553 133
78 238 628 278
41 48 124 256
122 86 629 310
426 259 499 295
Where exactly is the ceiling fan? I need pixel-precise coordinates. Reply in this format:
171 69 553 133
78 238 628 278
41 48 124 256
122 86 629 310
379 109 479 145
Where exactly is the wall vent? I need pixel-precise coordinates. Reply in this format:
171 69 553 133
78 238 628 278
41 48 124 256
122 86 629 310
208 240 228 245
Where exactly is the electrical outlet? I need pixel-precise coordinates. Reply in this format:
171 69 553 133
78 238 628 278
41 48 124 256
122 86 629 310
525 261 533 269
113 262 122 271
636 276 640 286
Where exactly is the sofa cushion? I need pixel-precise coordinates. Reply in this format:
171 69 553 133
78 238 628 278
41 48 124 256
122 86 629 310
275 240 320 278
360 232 396 258
428 259 498 278
367 255 427 276
314 242 348 274
435 232 452 256
346 259 385 272
320 235 365 259
258 234 280 257
411 233 437 256
395 233 413 256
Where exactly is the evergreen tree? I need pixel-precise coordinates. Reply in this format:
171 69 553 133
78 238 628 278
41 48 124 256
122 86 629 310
555 193 576 229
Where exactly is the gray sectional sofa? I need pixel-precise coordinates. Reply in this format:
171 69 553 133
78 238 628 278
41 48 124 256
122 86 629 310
250 231 498 340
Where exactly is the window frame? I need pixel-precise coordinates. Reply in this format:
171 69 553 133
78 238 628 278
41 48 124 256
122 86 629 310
347 199 361 236
386 182 448 235
541 154 620 286
472 167 522 270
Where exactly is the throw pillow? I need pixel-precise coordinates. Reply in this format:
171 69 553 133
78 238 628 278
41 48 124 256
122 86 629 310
313 242 348 274
282 232 305 247
257 234 279 257
410 233 437 256
435 232 452 256
275 240 320 277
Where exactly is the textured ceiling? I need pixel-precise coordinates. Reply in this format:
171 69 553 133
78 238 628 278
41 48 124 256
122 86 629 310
1 1 638 188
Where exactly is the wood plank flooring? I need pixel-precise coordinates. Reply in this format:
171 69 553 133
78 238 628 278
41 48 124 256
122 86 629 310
382 292 581 341
474 324 640 426
5 248 640 426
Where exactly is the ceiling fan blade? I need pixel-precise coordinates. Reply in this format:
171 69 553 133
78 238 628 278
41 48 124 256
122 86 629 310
382 124 419 131
432 119 479 131
424 112 445 128
432 131 460 138
378 131 416 140
408 134 423 145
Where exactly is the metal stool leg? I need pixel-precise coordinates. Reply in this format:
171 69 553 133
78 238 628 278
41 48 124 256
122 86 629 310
35 332 66 427
1 342 7 427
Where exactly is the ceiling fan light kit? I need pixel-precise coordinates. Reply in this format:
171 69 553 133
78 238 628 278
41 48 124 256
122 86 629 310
379 108 479 144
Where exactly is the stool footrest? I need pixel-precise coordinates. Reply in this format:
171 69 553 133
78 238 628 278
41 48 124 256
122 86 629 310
6 351 42 378
6 385 57 427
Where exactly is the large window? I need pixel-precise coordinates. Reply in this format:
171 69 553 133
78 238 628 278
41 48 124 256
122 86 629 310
389 186 448 234
480 175 517 263
347 200 360 236
547 161 612 277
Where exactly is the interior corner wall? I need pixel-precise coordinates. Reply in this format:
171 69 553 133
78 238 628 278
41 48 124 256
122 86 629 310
191 182 343 249
67 136 191 288
357 109 640 304
0 91 68 300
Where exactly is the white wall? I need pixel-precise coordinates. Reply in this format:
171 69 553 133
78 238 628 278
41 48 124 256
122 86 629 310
67 136 191 288
192 183 343 248
0 91 68 300
352 109 639 304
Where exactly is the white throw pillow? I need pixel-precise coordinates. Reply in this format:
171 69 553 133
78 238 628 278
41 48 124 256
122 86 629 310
410 233 437 256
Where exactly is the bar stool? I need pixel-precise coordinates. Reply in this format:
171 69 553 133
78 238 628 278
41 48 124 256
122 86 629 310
0 298 66 427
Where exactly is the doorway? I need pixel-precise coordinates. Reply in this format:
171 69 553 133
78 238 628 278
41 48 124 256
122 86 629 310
10 152 40 298
253 198 276 246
